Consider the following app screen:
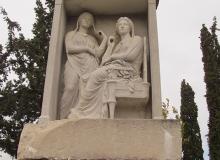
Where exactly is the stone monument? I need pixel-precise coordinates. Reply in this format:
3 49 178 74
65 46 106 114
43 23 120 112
17 0 181 159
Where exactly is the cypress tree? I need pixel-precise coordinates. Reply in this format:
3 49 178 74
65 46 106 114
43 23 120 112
0 0 54 157
181 80 204 160
200 18 220 159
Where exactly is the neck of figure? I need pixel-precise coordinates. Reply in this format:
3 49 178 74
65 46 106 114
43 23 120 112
120 33 131 42
79 26 88 34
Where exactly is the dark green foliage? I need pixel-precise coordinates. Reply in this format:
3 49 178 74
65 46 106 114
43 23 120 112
200 18 220 160
0 0 54 157
181 80 204 160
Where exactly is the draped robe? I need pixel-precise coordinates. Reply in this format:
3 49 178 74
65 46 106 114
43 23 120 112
68 36 143 118
59 31 99 119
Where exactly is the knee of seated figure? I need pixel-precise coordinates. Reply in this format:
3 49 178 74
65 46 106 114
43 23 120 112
90 68 105 80
89 71 99 81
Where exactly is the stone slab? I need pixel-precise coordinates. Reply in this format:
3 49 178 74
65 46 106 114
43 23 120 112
18 119 181 160
62 0 159 16
64 0 147 16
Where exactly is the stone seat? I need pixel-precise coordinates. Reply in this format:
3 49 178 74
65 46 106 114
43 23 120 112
106 80 150 119
106 37 150 119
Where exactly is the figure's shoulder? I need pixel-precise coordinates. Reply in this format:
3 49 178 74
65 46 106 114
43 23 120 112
88 34 97 41
133 36 143 42
65 30 76 38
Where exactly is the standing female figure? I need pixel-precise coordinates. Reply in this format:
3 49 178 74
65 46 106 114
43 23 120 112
60 12 107 119
68 17 144 119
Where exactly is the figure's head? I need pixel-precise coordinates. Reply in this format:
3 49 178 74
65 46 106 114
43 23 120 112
116 17 134 37
77 12 95 29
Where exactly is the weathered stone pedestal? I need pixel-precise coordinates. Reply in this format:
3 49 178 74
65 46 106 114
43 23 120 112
18 119 181 160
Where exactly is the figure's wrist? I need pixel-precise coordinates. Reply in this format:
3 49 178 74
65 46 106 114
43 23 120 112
111 55 118 60
99 39 108 53
89 47 96 56
102 35 108 42
102 57 111 64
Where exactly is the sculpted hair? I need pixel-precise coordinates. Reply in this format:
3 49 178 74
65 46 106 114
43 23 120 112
73 12 97 37
77 12 95 28
116 17 135 37
114 17 135 45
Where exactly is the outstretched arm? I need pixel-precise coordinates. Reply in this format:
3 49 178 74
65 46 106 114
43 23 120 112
94 31 108 58
101 36 115 65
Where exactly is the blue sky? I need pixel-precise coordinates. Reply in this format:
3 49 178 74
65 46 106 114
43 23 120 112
1 0 220 159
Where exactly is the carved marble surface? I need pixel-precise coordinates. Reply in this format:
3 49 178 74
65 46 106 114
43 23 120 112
66 16 149 119
18 119 181 160
59 12 107 119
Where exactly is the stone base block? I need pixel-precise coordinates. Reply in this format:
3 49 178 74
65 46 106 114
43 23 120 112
18 119 181 160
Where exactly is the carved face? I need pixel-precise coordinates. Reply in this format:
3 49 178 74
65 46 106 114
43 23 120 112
78 12 94 29
116 19 131 36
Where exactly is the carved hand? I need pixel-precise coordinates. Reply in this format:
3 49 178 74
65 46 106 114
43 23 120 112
99 31 107 41
101 57 112 66
108 36 115 47
94 30 107 42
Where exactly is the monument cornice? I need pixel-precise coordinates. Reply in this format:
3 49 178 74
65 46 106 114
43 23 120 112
56 0 160 8
157 0 160 8
63 0 160 16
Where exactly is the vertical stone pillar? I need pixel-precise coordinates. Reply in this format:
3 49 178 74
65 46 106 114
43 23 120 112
148 0 162 119
40 0 66 121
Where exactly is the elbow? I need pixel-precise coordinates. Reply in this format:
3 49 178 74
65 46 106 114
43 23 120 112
66 48 76 54
66 47 72 54
66 47 70 54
